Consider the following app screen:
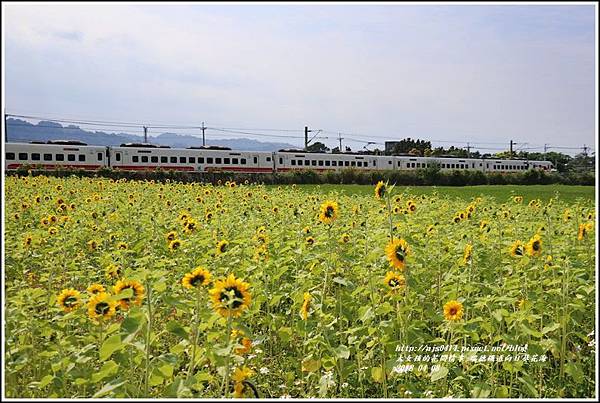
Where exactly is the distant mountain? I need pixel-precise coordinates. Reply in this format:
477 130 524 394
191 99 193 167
6 118 298 151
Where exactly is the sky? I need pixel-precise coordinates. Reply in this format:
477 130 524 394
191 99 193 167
3 3 597 154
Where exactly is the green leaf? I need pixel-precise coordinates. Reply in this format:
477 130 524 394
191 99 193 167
92 380 126 398
321 356 336 370
100 334 123 361
39 375 54 388
301 358 320 373
334 344 350 360
278 327 292 343
166 320 189 340
565 363 584 383
359 306 374 324
91 360 119 383
430 365 449 382
541 323 561 335
371 367 384 383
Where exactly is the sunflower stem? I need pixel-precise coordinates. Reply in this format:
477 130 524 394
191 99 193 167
187 287 202 381
143 277 153 397
221 313 233 397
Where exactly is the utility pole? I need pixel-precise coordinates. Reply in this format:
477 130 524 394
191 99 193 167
304 126 309 150
544 144 549 153
509 140 514 159
202 122 206 147
338 132 343 152
143 126 148 143
582 144 588 156
466 142 471 158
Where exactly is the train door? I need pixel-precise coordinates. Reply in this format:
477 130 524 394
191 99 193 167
114 151 123 167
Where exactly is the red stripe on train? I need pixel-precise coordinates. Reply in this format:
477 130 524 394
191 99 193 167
6 164 103 170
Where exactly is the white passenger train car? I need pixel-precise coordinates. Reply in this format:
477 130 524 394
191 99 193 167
275 151 394 171
108 144 274 173
4 141 108 170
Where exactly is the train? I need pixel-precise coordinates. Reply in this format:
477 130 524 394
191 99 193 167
4 140 553 173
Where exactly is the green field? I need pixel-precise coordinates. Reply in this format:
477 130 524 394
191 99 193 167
287 184 595 203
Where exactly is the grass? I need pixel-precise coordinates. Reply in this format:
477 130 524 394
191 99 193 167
285 184 595 203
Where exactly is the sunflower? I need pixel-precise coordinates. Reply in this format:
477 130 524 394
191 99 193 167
426 224 435 236
116 242 128 250
113 279 145 309
577 222 593 241
48 227 58 235
182 266 212 289
87 283 106 295
318 201 339 225
339 233 350 244
510 240 525 257
23 234 33 247
300 292 311 320
383 271 406 293
443 300 464 321
209 274 251 318
305 236 315 246
463 243 473 264
87 292 117 321
168 239 183 252
205 212 213 221
106 263 122 280
216 240 229 255
57 289 82 312
513 196 523 204
87 240 99 251
232 366 255 398
302 226 311 234
385 238 410 270
184 218 198 233
49 215 58 223
544 255 553 270
374 181 386 200
563 209 572 222
165 231 177 242
525 234 542 257
479 221 490 232
453 215 461 224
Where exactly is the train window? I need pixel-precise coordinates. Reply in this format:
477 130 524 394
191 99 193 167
161 156 167 163
116 153 121 162
309 160 315 166
486 164 489 169
291 160 296 166
253 157 258 164
142 156 149 163
44 153 53 161
170 157 177 163
133 156 139 163
207 157 213 164
189 157 196 163
6 152 15 160
97 153 103 161
32 153 41 161
180 157 187 163
67 154 75 161
232 158 238 164
304 160 309 166
266 157 271 162
216 158 222 164
224 158 230 164
318 160 323 166
19 153 29 160
199 157 205 163
325 160 330 166
331 161 337 166
388 161 392 164
345 161 350 166
350 161 355 167
279 158 283 164
373 161 377 166
152 156 159 163
79 154 86 162
240 158 246 164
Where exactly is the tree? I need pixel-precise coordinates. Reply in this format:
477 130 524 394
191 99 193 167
306 142 330 153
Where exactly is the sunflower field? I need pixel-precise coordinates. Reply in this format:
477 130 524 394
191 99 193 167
3 175 596 398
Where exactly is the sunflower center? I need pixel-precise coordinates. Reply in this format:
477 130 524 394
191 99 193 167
395 248 405 262
95 302 110 315
449 307 457 316
190 275 205 287
533 241 540 251
64 296 78 307
220 287 244 309
325 206 334 218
